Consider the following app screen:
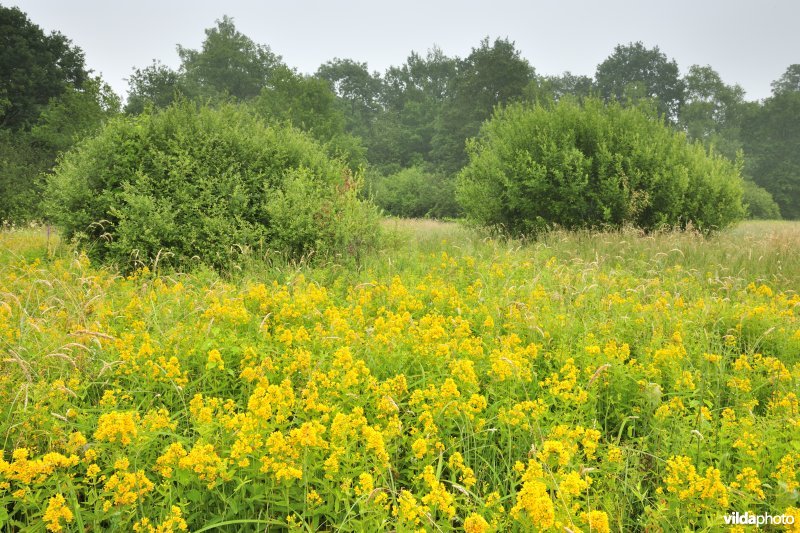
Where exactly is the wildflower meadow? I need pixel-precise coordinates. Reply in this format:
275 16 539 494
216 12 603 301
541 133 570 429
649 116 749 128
1 220 798 531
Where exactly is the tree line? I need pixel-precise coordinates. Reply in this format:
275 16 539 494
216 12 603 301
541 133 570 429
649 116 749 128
2 6 798 224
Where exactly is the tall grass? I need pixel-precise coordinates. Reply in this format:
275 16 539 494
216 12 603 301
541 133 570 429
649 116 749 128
0 220 797 531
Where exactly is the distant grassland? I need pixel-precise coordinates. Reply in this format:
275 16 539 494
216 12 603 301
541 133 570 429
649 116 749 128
0 220 798 531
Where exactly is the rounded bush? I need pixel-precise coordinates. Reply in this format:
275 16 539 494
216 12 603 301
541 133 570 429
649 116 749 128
742 180 781 219
44 101 379 270
457 98 745 234
369 166 460 219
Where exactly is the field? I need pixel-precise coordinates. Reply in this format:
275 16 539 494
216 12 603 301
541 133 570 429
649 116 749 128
1 221 799 531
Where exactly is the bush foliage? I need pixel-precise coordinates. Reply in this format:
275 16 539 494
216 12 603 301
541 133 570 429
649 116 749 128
742 179 782 219
368 166 460 219
44 102 379 270
457 98 745 234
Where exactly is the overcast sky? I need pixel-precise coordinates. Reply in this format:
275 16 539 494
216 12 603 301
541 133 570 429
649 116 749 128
9 0 800 102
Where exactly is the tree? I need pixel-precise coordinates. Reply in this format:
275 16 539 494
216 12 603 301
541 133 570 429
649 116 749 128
124 61 185 114
525 71 595 104
0 130 47 222
254 66 344 139
382 47 455 107
316 58 383 138
680 65 746 159
31 77 120 153
742 179 781 219
0 5 88 130
432 37 533 174
770 64 800 96
368 165 460 219
742 88 800 219
371 47 457 170
595 42 684 121
0 76 121 223
252 66 366 169
0 6 115 223
177 15 282 100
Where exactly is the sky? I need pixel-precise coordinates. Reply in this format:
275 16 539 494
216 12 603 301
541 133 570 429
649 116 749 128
8 0 800 102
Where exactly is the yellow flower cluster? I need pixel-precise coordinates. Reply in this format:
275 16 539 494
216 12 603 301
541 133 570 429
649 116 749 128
93 411 139 446
1 224 798 530
103 469 154 508
510 460 555 528
420 464 456 518
133 506 188 532
0 449 79 485
772 453 800 493
664 455 729 510
42 493 73 532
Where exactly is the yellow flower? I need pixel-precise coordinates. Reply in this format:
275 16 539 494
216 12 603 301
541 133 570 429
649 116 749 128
94 411 139 446
499 399 546 429
448 452 476 488
66 431 87 453
420 465 456 518
362 425 390 467
393 489 427 525
772 453 800 493
607 446 623 464
464 513 490 533
177 442 229 488
731 467 765 500
784 507 800 533
86 463 101 478
511 460 554 528
306 490 323 507
581 510 610 533
206 348 224 370
133 506 188 532
663 456 729 510
538 439 573 466
411 438 428 459
511 478 554 527
104 469 154 506
142 408 177 432
43 493 74 532
355 472 374 496
2 449 80 485
559 470 591 498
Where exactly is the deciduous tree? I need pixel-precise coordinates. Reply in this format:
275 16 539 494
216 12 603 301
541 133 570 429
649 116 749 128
177 15 282 100
595 41 684 121
124 61 185 114
0 5 88 131
432 37 533 174
742 72 800 219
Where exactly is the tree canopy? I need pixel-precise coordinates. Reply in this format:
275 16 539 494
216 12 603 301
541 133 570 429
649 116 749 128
0 5 117 223
177 15 282 100
595 41 684 121
0 5 89 131
2 6 795 227
742 86 800 219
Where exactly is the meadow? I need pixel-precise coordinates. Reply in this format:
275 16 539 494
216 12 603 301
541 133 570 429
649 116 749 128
0 220 798 532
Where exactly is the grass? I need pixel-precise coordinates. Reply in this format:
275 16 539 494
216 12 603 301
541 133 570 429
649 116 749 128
0 220 798 532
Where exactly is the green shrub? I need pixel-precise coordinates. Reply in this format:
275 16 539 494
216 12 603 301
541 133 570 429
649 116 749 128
369 165 460 219
742 179 782 219
44 101 380 270
457 98 745 235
